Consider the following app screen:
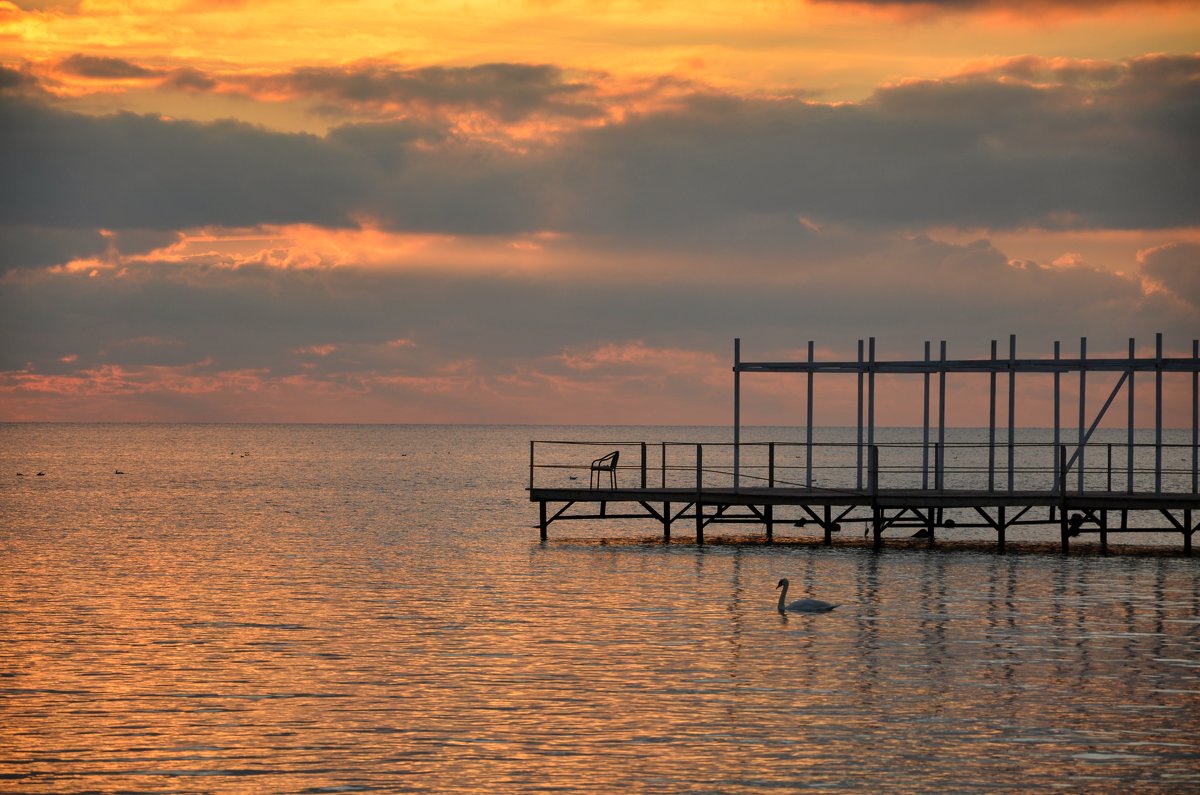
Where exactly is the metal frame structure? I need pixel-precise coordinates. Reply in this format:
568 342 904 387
529 334 1200 554
733 333 1198 497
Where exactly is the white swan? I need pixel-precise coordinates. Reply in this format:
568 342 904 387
776 578 838 613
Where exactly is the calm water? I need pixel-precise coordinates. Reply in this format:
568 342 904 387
2 424 1198 793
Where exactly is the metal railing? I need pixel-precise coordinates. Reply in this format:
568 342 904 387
529 439 1200 496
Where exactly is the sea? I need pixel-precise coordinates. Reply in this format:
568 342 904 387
2 423 1198 793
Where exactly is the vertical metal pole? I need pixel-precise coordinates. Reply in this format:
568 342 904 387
1079 336 1087 493
733 338 741 491
988 339 996 492
1156 332 1163 495
938 341 947 490
1054 340 1061 490
856 340 864 490
539 500 547 541
529 440 535 490
1193 339 1198 494
1008 334 1016 493
806 340 814 489
1128 338 1135 495
1059 445 1069 554
868 337 876 455
923 341 931 490
768 442 775 488
1107 443 1112 492
870 445 882 551
934 442 942 490
661 441 667 488
695 444 704 545
641 442 647 489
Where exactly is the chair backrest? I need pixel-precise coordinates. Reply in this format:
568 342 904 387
593 450 619 469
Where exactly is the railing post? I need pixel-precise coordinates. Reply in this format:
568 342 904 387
1059 444 1068 495
1107 443 1112 493
870 445 879 498
934 442 943 491
661 442 667 488
641 442 647 489
529 440 535 490
768 442 775 488
1059 444 1070 553
870 446 882 551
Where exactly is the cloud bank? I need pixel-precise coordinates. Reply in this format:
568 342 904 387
2 53 1198 422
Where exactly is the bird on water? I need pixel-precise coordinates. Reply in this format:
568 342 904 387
776 578 838 614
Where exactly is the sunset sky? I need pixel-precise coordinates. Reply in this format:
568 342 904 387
1 0 1198 425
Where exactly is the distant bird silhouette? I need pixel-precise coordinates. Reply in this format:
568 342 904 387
115 470 125 475
36 472 44 477
16 472 24 477
776 578 838 614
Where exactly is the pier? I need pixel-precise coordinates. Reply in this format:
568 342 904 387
528 334 1200 554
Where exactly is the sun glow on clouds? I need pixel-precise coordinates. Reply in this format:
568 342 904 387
3 0 1199 423
84 225 576 275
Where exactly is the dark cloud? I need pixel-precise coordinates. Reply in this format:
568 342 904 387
0 65 39 94
236 62 605 122
2 54 1197 236
543 58 1200 235
0 226 107 271
0 98 371 230
1140 242 1200 308
58 54 163 80
160 67 217 92
0 232 1191 383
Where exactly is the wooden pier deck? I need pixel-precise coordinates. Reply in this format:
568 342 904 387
530 481 1199 554
528 333 1200 555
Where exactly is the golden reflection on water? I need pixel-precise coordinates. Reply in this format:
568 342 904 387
1 424 1198 793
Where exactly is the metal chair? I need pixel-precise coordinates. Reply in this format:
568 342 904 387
589 450 619 489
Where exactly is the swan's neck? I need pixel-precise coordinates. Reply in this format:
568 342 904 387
777 582 788 612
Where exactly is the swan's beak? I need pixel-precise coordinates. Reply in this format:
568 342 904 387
775 579 784 589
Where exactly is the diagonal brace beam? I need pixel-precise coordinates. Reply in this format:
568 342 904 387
1064 370 1129 476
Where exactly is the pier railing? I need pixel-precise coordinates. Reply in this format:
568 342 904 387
529 439 1199 496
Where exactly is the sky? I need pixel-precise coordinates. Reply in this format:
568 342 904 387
1 0 1198 425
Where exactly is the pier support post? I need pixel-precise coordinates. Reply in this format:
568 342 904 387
695 444 704 545
997 506 1006 554
663 501 671 543
539 501 548 542
870 446 882 550
1185 509 1193 557
765 504 774 544
824 505 833 546
1059 445 1070 555
1100 509 1108 555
